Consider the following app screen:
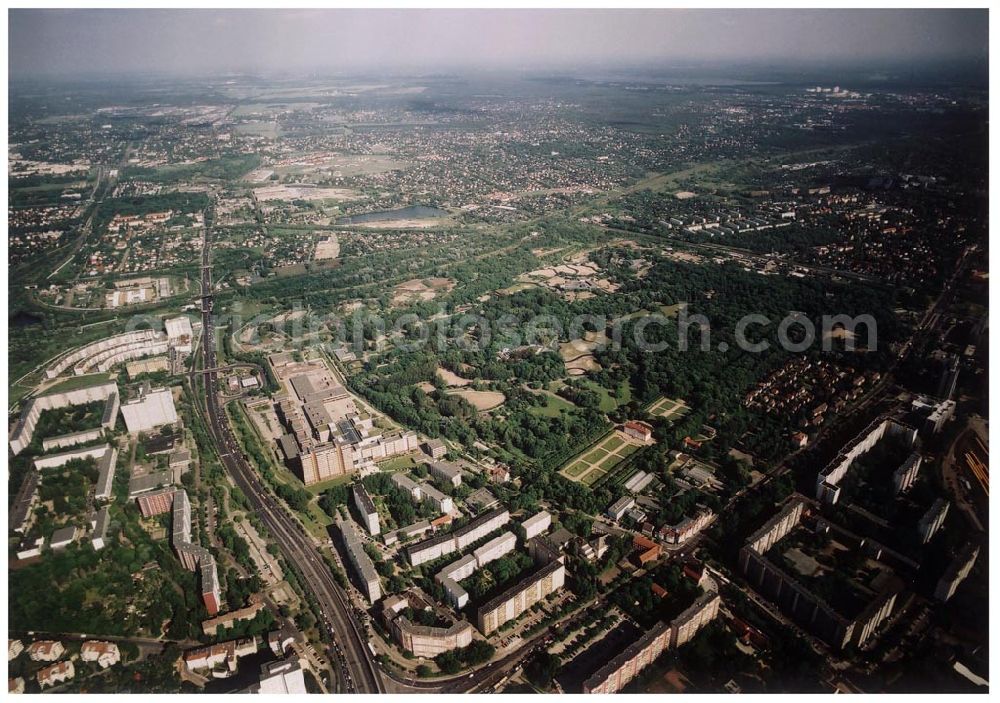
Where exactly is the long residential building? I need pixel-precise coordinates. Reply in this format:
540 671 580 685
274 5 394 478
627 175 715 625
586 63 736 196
935 541 980 602
476 558 565 635
45 330 165 379
33 443 118 502
738 497 899 649
520 510 551 541
381 595 474 658
9 380 118 455
918 499 950 544
134 487 221 615
583 588 721 694
406 508 510 567
352 483 381 535
91 506 111 551
436 531 517 608
336 516 382 603
815 416 918 504
427 460 463 488
41 428 103 452
9 471 39 534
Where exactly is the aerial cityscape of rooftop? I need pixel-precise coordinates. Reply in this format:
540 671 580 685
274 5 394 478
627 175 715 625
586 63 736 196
5 5 992 696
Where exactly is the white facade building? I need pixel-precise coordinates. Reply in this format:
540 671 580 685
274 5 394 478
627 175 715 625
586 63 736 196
121 387 178 433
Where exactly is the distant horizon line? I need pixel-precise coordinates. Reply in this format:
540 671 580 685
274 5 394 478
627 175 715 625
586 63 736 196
8 54 990 84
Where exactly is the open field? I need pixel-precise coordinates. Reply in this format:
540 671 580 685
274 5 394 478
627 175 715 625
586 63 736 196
391 277 455 306
527 390 576 418
254 184 362 202
564 354 602 376
436 366 473 386
559 430 641 485
446 388 506 411
274 154 408 178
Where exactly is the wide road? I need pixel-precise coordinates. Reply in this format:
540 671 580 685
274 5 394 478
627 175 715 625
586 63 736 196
196 225 385 694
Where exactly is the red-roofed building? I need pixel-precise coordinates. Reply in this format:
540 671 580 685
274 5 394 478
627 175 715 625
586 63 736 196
623 421 653 443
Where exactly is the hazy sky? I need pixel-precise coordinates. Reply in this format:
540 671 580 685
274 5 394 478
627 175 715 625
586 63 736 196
8 8 989 77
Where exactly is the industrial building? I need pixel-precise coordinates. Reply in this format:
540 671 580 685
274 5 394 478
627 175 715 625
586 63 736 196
164 316 194 354
624 470 655 494
271 355 418 485
606 496 635 521
251 658 308 694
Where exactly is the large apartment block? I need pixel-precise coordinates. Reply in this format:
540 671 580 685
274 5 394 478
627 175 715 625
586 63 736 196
406 508 510 567
352 483 381 535
476 558 565 635
583 589 721 694
336 516 382 603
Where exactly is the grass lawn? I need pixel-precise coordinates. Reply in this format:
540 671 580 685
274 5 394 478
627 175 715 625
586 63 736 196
559 430 642 485
304 473 355 496
604 435 626 453
576 378 631 412
648 396 690 421
581 467 609 486
527 391 576 418
43 372 115 395
378 454 420 473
